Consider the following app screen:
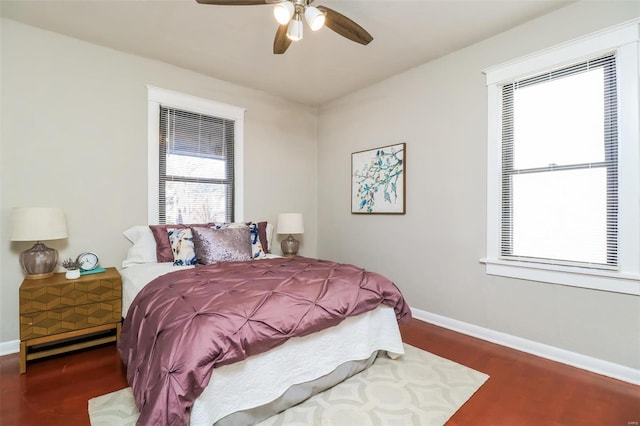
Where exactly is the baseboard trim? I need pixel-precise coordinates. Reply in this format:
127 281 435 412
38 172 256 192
0 340 19 356
410 307 640 385
3 310 638 384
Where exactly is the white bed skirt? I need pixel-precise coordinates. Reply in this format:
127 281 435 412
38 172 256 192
192 306 404 425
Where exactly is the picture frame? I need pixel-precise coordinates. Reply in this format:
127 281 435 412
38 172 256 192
351 143 406 214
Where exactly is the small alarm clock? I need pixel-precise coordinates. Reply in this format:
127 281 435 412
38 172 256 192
77 252 99 271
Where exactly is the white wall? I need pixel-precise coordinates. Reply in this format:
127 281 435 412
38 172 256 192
317 1 640 370
0 19 318 343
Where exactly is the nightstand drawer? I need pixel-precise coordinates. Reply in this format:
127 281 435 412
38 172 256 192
20 300 121 340
20 273 121 314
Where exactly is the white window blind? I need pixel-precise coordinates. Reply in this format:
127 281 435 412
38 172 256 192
500 54 618 268
159 106 235 224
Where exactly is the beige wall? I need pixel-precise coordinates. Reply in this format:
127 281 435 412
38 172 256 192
317 1 640 369
0 19 318 343
2 1 639 373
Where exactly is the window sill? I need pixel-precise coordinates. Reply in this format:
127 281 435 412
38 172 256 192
480 258 640 296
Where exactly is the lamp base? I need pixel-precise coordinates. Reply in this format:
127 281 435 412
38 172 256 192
20 242 58 280
25 272 55 280
281 234 299 257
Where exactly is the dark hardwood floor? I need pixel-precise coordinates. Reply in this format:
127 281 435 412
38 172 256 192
1 319 638 425
400 320 639 426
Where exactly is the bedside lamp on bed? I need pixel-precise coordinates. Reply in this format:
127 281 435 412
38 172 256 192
10 207 68 279
277 213 304 257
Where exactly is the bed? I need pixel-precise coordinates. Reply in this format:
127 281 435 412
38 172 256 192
117 224 411 426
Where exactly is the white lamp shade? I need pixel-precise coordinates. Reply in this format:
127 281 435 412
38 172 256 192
277 213 304 234
305 6 325 31
10 207 68 241
286 15 303 41
273 1 295 25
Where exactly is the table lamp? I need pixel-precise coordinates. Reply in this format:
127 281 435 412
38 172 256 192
277 213 304 257
10 207 68 279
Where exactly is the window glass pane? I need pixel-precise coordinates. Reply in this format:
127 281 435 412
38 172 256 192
510 168 607 264
513 68 605 169
165 154 226 179
164 181 228 224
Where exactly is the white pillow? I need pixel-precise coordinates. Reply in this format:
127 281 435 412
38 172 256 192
266 223 274 253
122 226 157 268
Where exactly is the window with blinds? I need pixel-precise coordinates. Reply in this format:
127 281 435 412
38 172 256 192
159 106 235 224
500 54 618 268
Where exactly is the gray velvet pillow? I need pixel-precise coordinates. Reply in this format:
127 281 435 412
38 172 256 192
191 226 252 264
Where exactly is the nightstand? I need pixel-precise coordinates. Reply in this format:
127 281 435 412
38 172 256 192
19 267 122 373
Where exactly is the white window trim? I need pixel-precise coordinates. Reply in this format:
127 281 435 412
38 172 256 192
146 86 246 224
482 21 640 296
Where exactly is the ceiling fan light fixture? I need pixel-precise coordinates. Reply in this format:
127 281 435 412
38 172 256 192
304 6 325 31
194 0 374 55
273 1 295 25
286 13 303 41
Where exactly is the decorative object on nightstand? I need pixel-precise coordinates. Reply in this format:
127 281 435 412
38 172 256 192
277 213 304 257
76 251 104 272
60 257 81 280
10 207 68 280
19 267 122 373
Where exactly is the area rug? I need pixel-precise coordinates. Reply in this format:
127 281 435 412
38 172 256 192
88 344 489 426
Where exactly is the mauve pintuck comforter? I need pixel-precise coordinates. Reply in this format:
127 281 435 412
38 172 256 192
118 256 411 426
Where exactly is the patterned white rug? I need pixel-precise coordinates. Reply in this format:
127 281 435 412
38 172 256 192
88 344 488 426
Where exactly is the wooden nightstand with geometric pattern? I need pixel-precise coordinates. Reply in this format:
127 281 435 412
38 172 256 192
19 267 122 373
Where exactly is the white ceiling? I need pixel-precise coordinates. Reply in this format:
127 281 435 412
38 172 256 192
1 0 572 106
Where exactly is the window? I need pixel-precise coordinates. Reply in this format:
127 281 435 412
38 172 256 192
483 21 640 295
147 87 245 225
159 107 234 224
501 54 617 268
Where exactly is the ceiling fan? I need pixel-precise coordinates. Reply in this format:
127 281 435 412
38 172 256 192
195 0 373 54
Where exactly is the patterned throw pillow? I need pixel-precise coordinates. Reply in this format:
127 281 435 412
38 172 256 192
246 222 267 259
167 228 198 266
192 226 252 264
149 223 210 262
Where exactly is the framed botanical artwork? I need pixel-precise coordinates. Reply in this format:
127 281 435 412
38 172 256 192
351 143 406 214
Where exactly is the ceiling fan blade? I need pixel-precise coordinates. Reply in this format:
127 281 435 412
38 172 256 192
195 0 270 5
273 24 292 54
316 5 373 46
